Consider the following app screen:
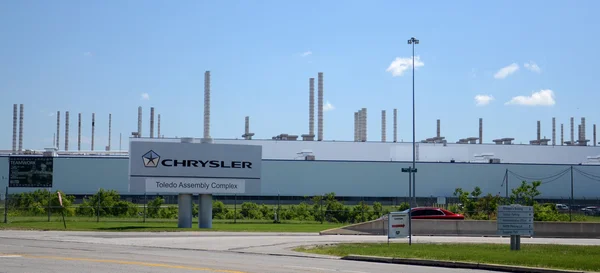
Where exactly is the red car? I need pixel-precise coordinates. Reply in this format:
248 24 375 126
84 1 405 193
400 207 465 220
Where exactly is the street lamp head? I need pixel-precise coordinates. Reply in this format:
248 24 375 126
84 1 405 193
408 37 419 44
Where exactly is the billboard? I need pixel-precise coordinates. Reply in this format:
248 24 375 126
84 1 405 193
128 140 262 194
9 156 54 188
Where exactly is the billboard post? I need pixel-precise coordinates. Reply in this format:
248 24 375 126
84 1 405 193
128 137 262 229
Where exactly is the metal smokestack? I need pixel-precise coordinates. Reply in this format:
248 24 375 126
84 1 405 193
479 118 483 144
78 113 82 151
317 72 324 141
570 117 574 144
12 104 17 152
56 111 60 150
245 116 250 136
108 113 112 151
65 111 69 151
381 110 386 142
137 107 142 138
594 124 597 147
354 112 359 141
537 120 542 140
150 107 154 138
309 77 315 137
362 108 367 141
357 109 364 142
393 108 398 143
18 104 23 151
91 113 95 151
561 124 564 145
157 114 161 138
581 117 586 142
552 117 556 146
204 71 211 139
437 119 441 138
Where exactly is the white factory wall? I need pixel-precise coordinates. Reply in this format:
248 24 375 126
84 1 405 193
1 156 600 199
213 139 600 164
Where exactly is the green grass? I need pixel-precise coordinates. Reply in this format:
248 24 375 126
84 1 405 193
0 216 342 232
295 243 600 272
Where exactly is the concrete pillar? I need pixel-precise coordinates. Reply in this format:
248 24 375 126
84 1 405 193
199 194 213 229
177 193 193 228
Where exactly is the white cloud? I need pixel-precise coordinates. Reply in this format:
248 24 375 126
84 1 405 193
505 89 556 106
524 61 541 73
140 93 150 100
494 63 519 79
323 101 335 111
301 51 312 57
474 95 494 106
386 56 424 77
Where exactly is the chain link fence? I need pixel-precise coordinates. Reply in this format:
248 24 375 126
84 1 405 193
1 188 599 225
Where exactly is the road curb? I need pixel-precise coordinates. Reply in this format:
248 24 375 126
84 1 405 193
341 255 594 273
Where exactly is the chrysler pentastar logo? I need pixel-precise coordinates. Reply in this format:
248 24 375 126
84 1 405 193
142 150 160 168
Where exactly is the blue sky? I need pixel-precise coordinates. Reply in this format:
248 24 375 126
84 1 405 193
1 0 599 151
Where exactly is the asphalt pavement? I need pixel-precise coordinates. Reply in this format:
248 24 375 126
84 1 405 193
0 231 598 273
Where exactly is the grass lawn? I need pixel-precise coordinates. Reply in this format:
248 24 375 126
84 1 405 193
295 243 600 272
0 216 343 232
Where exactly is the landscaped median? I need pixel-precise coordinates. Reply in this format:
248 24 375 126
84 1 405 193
294 243 600 273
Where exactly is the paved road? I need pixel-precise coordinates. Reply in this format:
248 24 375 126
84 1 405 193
1 231 599 273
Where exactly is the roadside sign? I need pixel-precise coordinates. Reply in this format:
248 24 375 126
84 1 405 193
388 212 410 239
497 205 534 236
497 205 534 251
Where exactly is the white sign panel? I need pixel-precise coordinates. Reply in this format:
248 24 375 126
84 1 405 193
388 212 410 238
128 139 262 194
145 177 246 194
497 205 534 236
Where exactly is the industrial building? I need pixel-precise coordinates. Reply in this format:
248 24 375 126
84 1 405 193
3 71 600 201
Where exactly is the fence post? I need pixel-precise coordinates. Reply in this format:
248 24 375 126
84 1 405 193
143 192 147 223
570 166 574 222
234 194 237 224
320 195 324 224
96 190 100 223
4 186 7 224
47 188 51 222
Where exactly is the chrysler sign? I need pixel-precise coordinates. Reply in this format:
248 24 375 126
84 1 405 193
141 150 254 169
128 140 262 194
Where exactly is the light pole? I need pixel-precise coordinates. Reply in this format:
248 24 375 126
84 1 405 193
408 37 419 207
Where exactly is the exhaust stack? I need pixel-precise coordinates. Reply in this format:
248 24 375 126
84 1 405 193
56 111 60 150
150 107 155 138
157 114 161 138
317 72 324 141
137 107 142 138
361 108 367 141
393 109 398 142
381 110 386 142
18 104 23 151
309 77 315 137
479 118 483 144
437 119 441 138
594 124 597 146
91 113 95 151
204 71 211 139
552 117 556 146
561 124 564 145
354 112 359 141
65 111 70 151
570 117 574 144
78 113 82 151
12 104 17 153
